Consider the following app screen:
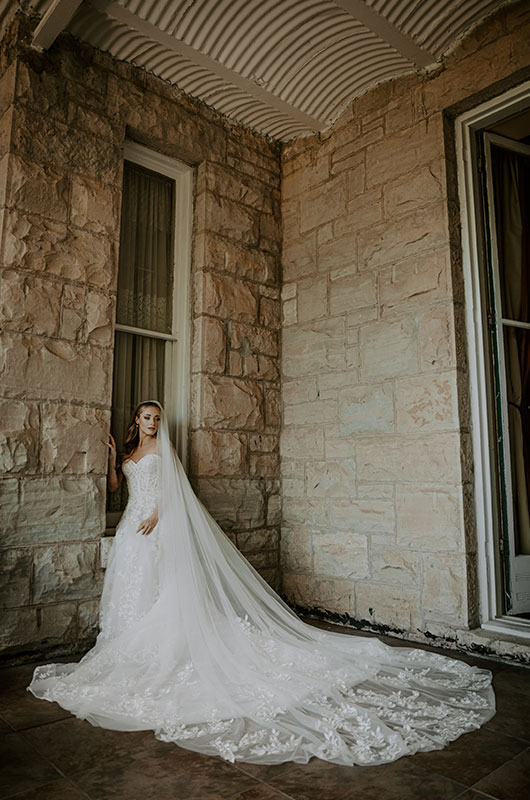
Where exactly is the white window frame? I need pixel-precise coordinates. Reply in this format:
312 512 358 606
456 79 530 640
116 140 194 466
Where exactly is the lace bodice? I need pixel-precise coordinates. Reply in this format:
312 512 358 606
121 454 161 521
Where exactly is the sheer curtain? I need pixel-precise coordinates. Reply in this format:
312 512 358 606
493 145 530 555
108 160 174 516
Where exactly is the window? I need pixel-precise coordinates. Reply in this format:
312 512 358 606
107 141 193 525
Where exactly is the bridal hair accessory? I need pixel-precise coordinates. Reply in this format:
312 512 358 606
27 402 495 767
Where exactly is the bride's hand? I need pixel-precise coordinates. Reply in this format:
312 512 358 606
137 512 158 536
108 434 117 466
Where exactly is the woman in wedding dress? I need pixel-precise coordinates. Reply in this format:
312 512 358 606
28 400 495 767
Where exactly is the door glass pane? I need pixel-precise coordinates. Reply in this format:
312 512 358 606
107 332 166 515
503 325 530 555
116 161 175 333
492 144 530 323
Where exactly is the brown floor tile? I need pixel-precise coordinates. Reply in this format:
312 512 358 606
482 685 530 741
72 746 259 799
234 762 299 782
2 778 89 799
471 747 530 800
268 757 467 800
452 792 500 800
0 731 61 797
0 664 40 695
491 666 530 696
22 716 172 775
231 786 295 800
403 725 527 786
0 688 72 730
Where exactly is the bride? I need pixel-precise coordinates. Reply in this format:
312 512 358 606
28 400 495 766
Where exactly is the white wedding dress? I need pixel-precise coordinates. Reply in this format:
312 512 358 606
28 407 495 766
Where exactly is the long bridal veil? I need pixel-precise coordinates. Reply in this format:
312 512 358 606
28 406 495 765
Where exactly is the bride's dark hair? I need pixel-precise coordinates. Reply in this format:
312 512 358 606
119 400 162 466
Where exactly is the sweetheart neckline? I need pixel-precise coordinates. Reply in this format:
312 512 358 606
122 453 160 466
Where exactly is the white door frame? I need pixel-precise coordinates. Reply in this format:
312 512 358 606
456 79 530 639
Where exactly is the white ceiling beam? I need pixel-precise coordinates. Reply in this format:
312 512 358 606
333 0 436 67
87 0 326 131
32 0 83 51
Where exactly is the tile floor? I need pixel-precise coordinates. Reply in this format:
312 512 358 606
1 622 529 800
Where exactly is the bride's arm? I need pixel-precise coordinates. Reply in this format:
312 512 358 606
107 434 123 492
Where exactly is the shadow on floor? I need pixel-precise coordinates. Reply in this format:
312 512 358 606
1 622 529 799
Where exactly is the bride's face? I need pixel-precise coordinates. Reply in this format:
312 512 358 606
136 406 161 438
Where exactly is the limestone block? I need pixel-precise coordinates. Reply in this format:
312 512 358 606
358 484 394 499
318 372 358 400
323 426 356 459
0 271 61 337
249 434 278 453
237 529 279 553
300 175 347 232
329 272 375 317
313 531 369 579
283 377 318 406
259 297 280 328
384 163 444 219
259 212 281 254
195 192 259 246
0 399 39 472
86 290 114 345
191 430 247 476
40 403 109 475
198 271 258 322
100 535 114 569
264 387 281 428
199 375 263 431
284 399 336 426
419 304 456 370
371 543 420 586
355 582 422 631
365 121 443 188
396 487 464 552
229 321 278 356
318 232 356 273
395 373 458 433
0 548 32 607
422 553 466 623
267 494 282 525
282 572 354 615
0 63 15 117
250 453 279 478
196 233 278 285
0 210 116 289
67 103 115 141
70 175 120 237
338 383 394 435
358 203 446 272
245 550 279 570
10 476 106 545
330 499 395 534
197 478 266 530
282 154 328 200
282 498 328 527
283 235 317 281
192 316 226 374
378 249 449 315
360 317 419 381
306 459 356 498
280 527 313 572
33 542 101 603
0 478 18 538
78 599 100 641
280 426 324 460
199 162 274 212
282 297 297 325
357 433 461 483
297 274 328 323
1 603 77 651
0 332 112 404
282 477 305 497
4 155 69 221
283 317 345 378
0 106 13 160
334 191 383 237
61 284 85 341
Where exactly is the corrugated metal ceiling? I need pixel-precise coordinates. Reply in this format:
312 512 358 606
2 0 511 140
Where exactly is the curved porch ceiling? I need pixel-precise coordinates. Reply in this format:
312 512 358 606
6 0 512 140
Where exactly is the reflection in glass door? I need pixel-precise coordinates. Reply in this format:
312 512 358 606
483 133 530 615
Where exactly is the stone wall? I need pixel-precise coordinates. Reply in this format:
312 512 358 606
0 14 281 660
280 1 530 642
